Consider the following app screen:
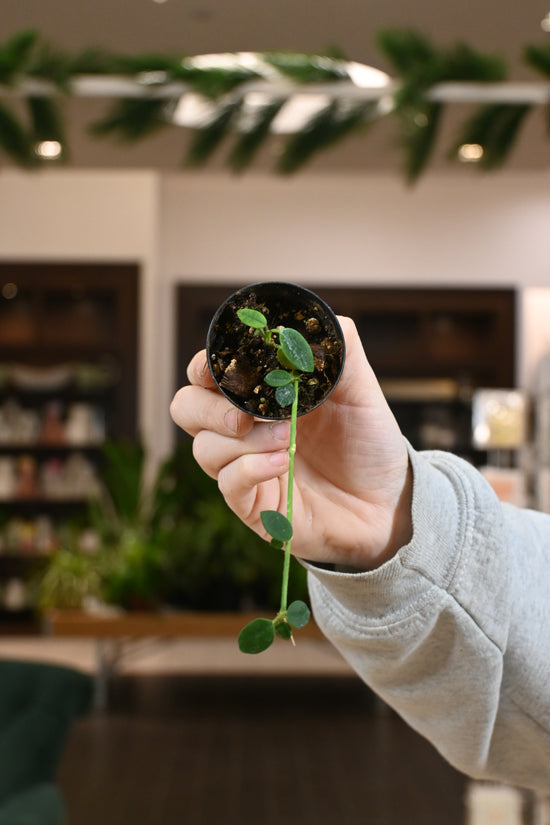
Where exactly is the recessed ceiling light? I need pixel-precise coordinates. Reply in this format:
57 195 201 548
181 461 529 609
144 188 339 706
35 140 63 159
457 143 484 162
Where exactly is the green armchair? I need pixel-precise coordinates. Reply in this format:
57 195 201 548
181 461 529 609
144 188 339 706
0 659 93 825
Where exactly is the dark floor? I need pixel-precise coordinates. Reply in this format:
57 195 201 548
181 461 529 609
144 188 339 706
58 674 466 825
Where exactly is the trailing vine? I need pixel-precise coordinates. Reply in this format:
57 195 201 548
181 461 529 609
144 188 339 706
233 308 313 654
1 28 550 180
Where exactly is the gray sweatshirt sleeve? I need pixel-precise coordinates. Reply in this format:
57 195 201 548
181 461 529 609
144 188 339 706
305 443 550 792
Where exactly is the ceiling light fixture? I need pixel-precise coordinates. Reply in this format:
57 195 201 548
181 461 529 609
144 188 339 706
171 52 392 134
35 140 63 159
457 142 484 162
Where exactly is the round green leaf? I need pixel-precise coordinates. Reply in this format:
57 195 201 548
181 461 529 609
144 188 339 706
270 538 284 550
264 369 292 387
276 347 296 370
287 600 311 629
274 620 293 640
238 618 275 654
260 509 293 542
279 327 314 373
275 384 296 407
237 308 267 329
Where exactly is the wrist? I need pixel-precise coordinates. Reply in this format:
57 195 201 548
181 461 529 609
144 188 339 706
336 457 413 574
375 459 413 567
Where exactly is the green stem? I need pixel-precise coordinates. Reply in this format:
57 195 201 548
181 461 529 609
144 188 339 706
280 374 299 613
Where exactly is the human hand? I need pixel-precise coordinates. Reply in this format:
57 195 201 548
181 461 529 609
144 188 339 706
170 316 412 569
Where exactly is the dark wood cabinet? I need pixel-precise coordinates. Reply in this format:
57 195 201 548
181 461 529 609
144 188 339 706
175 283 516 459
0 261 139 630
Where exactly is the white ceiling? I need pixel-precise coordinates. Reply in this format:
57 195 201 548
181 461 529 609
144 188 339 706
3 0 550 174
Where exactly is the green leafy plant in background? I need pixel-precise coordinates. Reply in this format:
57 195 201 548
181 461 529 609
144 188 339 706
234 308 314 654
37 440 165 611
36 438 308 614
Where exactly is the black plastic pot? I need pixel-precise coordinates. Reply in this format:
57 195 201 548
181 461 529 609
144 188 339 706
206 282 345 420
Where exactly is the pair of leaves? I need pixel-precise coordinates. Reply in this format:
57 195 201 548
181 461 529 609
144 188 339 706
236 307 315 375
265 369 297 407
237 307 314 404
238 600 311 654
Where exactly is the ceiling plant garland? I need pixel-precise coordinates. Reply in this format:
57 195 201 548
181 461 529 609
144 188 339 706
1 28 550 181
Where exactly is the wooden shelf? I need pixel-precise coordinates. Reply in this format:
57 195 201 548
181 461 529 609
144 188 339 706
45 609 326 708
45 609 324 640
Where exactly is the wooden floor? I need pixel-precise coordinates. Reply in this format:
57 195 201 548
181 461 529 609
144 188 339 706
58 674 466 825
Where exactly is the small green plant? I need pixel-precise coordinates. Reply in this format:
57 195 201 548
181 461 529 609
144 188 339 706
235 306 314 654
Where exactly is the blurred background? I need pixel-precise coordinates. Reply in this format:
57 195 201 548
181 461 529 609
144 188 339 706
1 1 549 822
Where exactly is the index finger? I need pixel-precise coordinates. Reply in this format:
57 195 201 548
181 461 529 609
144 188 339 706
170 383 254 439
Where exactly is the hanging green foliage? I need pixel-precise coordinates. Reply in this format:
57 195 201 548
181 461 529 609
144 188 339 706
263 51 350 84
228 97 286 172
524 43 550 139
277 99 377 174
400 102 443 183
524 43 550 78
376 29 507 181
184 98 243 166
0 27 548 180
0 30 39 84
0 100 38 167
28 96 66 150
174 62 261 99
92 97 173 141
451 103 532 169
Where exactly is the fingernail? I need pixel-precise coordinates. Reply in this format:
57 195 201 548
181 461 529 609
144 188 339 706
269 451 288 466
224 409 239 434
270 421 290 442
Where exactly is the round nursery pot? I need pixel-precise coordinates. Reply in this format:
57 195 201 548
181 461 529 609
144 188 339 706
206 281 345 420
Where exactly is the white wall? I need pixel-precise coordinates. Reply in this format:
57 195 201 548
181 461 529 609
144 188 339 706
1 167 549 462
160 171 550 287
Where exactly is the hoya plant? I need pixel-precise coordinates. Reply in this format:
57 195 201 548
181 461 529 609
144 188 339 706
234 307 314 653
206 282 345 655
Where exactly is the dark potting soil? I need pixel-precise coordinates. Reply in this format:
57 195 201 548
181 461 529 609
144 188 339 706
207 284 344 419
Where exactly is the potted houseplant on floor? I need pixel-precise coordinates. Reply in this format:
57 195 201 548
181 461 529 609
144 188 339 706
35 439 309 613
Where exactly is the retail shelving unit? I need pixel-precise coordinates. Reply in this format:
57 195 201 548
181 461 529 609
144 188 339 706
0 262 139 632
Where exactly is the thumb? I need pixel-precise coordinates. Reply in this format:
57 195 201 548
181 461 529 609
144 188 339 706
332 316 388 409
